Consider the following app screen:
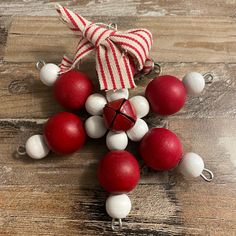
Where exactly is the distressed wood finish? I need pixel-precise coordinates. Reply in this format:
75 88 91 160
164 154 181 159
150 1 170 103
0 118 235 235
5 16 236 63
1 0 236 17
0 61 236 119
0 3 236 236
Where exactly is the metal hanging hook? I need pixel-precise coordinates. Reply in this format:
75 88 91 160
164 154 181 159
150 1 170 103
17 145 26 156
111 218 122 231
200 168 214 182
36 60 46 70
203 72 214 84
95 22 118 31
153 62 162 76
108 22 118 31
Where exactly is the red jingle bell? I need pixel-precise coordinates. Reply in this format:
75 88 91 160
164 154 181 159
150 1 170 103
139 128 183 171
44 112 86 155
128 56 136 76
145 75 186 115
103 98 137 131
54 70 93 110
98 150 140 193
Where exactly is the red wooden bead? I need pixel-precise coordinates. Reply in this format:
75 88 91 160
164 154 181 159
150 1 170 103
145 75 186 115
97 150 140 193
54 70 93 110
103 98 137 131
139 128 183 171
43 112 86 155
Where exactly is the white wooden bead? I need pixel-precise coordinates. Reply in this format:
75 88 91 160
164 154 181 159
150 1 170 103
39 63 60 86
106 89 129 102
129 95 150 118
25 134 50 159
126 118 149 142
182 72 205 96
106 194 131 219
85 116 107 138
178 152 205 178
106 131 128 150
85 93 107 115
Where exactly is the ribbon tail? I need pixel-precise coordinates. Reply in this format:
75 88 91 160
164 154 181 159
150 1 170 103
59 38 94 74
56 5 95 74
96 40 136 91
59 55 73 73
56 4 90 36
95 47 108 90
70 38 94 69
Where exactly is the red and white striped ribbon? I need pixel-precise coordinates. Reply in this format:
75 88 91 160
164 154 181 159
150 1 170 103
56 5 153 90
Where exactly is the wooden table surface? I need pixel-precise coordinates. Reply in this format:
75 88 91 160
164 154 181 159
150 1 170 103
0 1 236 235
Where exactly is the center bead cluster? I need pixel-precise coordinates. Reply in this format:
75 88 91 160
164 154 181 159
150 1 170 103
21 59 213 231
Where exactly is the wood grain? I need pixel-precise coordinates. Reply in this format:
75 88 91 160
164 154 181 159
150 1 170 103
0 186 182 236
0 16 11 60
169 118 236 236
2 17 236 119
0 61 235 119
5 16 236 63
0 118 235 235
1 0 236 17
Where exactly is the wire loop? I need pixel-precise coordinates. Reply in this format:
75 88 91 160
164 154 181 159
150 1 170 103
153 62 162 76
108 22 118 30
200 168 214 182
36 60 46 70
203 72 214 84
17 145 26 156
95 22 118 31
111 218 122 231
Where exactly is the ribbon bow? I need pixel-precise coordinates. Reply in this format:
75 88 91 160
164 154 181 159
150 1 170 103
56 5 153 90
